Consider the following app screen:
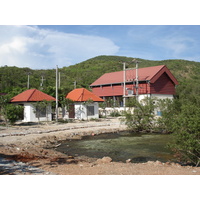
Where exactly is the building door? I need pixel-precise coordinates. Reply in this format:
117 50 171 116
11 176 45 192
69 104 75 118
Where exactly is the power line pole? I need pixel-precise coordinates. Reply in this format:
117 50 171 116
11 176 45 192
123 62 126 110
27 72 31 89
74 81 76 89
55 65 58 122
132 59 140 101
59 72 61 88
40 75 45 90
27 74 30 89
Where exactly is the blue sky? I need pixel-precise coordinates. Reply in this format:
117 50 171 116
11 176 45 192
0 25 200 69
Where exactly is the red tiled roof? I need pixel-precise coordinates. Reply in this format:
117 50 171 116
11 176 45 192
90 65 178 86
66 88 104 102
11 89 56 102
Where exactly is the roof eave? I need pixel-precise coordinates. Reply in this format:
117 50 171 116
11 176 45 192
90 80 150 87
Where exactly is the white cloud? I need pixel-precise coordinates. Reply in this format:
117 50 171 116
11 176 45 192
155 36 195 57
126 26 199 61
0 25 119 69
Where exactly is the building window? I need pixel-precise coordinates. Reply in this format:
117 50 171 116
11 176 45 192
87 106 95 116
36 106 46 118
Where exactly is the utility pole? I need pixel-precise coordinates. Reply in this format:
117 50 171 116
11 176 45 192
27 74 30 89
27 72 32 89
74 81 76 89
135 61 139 100
55 65 58 122
40 75 45 90
132 59 140 101
59 72 61 88
123 62 126 110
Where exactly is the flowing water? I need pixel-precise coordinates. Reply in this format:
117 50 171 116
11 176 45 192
56 132 176 163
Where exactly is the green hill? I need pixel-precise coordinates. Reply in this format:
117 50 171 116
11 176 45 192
1 55 200 99
64 55 200 84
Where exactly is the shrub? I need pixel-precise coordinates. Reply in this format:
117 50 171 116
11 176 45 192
156 98 180 133
4 104 24 125
169 103 200 166
0 95 23 125
109 110 121 117
123 97 156 133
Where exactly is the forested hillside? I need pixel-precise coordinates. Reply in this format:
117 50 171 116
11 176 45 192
1 55 200 99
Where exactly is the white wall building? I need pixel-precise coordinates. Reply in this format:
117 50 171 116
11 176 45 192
11 89 56 122
21 102 52 122
65 88 104 120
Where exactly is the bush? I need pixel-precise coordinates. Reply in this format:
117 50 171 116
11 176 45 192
123 97 156 133
0 95 24 125
109 110 121 117
123 97 200 166
5 104 24 125
169 104 200 166
156 98 180 133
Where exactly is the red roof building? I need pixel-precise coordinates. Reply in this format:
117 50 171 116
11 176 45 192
90 65 178 106
10 89 56 122
65 88 104 120
11 89 56 102
66 88 104 102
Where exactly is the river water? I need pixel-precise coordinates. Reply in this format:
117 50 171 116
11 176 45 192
56 132 176 163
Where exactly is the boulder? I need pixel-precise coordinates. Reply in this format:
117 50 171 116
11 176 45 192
155 160 163 165
126 159 132 163
96 156 112 164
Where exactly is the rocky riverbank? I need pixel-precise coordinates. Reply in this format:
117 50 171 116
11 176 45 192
0 118 199 175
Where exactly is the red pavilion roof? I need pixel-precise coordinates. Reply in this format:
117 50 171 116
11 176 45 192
11 89 56 102
66 88 104 102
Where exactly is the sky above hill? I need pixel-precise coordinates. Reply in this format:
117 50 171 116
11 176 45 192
0 25 200 69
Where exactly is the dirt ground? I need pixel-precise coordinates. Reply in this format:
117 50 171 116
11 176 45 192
0 118 199 175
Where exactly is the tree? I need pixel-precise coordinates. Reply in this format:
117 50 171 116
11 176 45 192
5 104 24 125
99 101 107 118
156 98 180 133
123 97 157 133
0 94 23 125
169 103 200 166
59 96 74 119
0 94 11 126
33 100 50 123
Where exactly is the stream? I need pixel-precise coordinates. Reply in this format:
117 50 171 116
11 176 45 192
56 132 176 163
